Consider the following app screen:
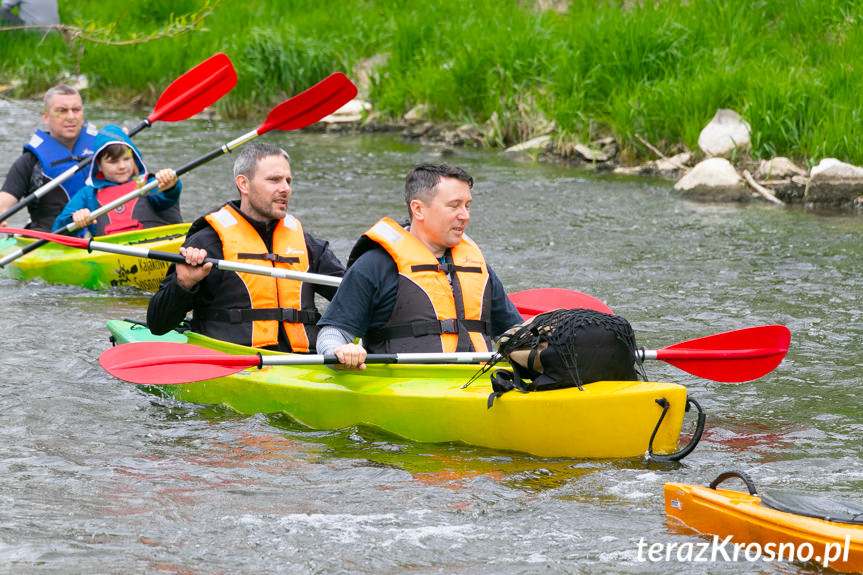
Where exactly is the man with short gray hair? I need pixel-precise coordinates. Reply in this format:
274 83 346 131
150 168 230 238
0 84 97 230
147 142 345 352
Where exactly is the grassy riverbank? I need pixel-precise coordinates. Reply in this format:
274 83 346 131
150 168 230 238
2 0 862 165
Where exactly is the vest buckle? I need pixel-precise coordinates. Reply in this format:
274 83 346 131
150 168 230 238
439 319 458 334
280 308 300 322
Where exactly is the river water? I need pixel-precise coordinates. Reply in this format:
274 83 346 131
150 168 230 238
1 98 861 574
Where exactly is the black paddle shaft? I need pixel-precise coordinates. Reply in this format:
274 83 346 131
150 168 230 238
0 142 236 265
0 155 94 224
0 118 160 225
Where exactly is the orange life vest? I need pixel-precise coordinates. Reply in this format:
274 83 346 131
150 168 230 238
205 204 314 351
363 217 491 353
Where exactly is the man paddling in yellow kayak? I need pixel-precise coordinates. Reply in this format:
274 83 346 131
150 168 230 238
316 163 523 369
0 84 97 230
146 142 345 353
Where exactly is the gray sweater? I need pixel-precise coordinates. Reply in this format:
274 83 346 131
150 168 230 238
1 0 59 26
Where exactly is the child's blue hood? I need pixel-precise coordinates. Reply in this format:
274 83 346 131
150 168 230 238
85 124 147 189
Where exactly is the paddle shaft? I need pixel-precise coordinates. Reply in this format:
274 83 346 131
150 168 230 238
66 127 260 233
640 347 786 361
116 350 497 371
0 73 356 267
0 226 614 329
187 348 773 368
90 238 343 286
0 227 620 322
0 53 235 225
0 122 149 225
99 324 788 385
0 129 261 266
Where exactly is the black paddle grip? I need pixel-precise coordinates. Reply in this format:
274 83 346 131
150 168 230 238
126 119 152 137
175 147 229 177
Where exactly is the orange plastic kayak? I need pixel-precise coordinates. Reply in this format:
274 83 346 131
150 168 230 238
665 471 863 573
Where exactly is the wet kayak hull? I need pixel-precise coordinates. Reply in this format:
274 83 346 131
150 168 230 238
0 223 188 291
106 320 694 459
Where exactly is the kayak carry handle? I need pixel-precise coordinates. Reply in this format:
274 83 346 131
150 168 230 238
647 397 705 463
709 470 758 495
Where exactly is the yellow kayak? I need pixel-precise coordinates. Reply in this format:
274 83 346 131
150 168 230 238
0 223 188 291
105 319 704 460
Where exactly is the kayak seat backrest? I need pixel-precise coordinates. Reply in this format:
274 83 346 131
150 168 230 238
761 490 863 526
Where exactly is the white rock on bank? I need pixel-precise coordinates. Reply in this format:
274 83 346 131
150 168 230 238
321 98 372 123
504 135 553 154
754 157 807 179
403 104 429 123
573 143 609 162
674 157 748 201
612 152 690 177
697 109 751 158
654 152 691 174
804 158 863 206
810 158 863 179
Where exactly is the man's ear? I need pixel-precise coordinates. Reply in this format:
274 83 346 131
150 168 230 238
235 174 249 195
409 198 424 221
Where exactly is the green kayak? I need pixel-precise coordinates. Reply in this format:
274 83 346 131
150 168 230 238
0 223 189 291
105 319 701 459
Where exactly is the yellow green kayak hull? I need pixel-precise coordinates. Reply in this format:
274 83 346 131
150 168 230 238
106 319 694 459
0 223 188 291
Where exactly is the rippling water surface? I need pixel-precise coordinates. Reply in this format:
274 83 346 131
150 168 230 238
1 99 861 574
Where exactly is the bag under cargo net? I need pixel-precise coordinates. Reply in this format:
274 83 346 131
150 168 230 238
472 308 646 407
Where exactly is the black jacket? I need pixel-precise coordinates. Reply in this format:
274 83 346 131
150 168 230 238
147 200 344 352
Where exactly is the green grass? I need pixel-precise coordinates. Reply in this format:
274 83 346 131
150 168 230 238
2 0 862 165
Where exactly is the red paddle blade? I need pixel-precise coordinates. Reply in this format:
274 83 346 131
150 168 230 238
100 342 259 385
0 227 88 248
656 325 791 382
508 288 614 319
149 53 237 123
258 72 358 134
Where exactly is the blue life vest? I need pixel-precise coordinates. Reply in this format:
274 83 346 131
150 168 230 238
24 123 98 199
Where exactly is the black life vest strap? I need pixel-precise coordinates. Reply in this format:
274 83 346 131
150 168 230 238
50 154 89 167
237 252 301 265
366 318 490 343
196 307 320 325
442 249 475 352
410 263 482 274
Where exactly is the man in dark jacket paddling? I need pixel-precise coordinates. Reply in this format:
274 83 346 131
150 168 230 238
316 163 522 369
147 142 344 353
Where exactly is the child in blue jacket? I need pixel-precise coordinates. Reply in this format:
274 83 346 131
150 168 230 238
52 124 183 237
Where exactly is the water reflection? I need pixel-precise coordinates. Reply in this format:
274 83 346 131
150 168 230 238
2 101 863 574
